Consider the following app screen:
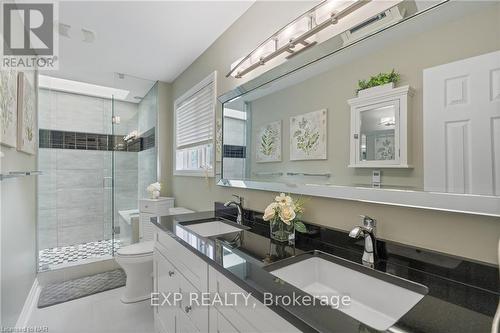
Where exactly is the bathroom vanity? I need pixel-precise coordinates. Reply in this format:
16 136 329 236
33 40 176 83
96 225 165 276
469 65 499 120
151 207 498 333
153 215 298 333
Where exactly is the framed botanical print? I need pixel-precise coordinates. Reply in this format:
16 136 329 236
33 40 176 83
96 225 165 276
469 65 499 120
0 69 18 147
290 109 327 160
256 120 282 163
17 72 37 155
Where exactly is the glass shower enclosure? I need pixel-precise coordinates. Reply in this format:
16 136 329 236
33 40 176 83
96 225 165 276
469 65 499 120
37 74 158 272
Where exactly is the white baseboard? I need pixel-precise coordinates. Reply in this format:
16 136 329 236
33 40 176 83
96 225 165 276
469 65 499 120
15 278 40 327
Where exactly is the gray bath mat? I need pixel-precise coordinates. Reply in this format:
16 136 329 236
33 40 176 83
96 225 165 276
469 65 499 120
38 269 126 308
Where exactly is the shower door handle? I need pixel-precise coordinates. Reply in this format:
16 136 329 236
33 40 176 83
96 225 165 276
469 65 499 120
103 176 112 189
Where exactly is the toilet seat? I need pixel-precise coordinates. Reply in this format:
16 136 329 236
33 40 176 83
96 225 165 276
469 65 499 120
116 240 154 257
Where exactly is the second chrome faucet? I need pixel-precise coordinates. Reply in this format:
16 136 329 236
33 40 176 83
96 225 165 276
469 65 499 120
349 215 377 267
224 195 244 224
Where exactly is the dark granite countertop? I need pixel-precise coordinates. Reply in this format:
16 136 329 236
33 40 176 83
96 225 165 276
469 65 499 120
151 206 498 333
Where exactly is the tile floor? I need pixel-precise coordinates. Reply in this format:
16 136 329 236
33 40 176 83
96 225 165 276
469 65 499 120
38 239 122 271
28 287 154 333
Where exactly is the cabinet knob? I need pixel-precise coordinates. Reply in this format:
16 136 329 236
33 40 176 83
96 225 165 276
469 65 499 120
168 270 175 277
185 306 192 313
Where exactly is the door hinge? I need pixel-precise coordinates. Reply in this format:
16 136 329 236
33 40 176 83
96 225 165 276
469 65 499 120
113 226 120 234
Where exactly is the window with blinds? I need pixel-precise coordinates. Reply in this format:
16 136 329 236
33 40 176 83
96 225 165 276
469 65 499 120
174 72 215 176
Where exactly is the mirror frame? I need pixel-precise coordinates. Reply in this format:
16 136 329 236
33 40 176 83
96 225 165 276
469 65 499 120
217 0 500 217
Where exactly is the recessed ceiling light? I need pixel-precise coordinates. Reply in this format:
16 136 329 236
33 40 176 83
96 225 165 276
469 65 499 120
58 23 71 38
81 28 95 43
38 75 130 100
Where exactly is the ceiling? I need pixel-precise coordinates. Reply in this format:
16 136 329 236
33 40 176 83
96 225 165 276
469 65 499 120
41 1 253 101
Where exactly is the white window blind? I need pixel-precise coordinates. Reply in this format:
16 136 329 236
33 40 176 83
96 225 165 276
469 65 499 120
176 82 214 149
174 72 216 176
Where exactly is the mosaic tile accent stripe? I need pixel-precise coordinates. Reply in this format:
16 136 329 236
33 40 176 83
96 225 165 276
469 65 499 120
223 144 246 158
141 127 155 150
39 128 155 152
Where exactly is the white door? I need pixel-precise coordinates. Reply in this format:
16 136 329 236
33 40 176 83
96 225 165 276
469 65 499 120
423 50 500 195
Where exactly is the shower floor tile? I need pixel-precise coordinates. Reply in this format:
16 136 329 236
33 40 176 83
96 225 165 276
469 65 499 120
38 239 122 271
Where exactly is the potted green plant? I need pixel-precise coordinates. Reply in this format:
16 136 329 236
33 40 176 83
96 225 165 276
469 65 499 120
262 193 307 242
357 69 400 97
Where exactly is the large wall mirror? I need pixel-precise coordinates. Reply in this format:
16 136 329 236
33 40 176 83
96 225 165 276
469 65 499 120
218 0 500 217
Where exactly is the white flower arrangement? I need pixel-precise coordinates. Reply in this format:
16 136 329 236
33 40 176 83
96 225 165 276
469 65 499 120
263 193 307 233
147 182 162 199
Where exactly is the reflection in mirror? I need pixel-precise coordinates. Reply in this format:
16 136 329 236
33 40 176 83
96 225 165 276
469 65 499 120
359 105 396 162
219 0 500 215
222 107 248 180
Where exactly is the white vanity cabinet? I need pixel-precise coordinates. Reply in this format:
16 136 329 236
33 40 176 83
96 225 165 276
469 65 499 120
348 85 413 168
153 226 301 333
154 247 179 333
153 227 209 333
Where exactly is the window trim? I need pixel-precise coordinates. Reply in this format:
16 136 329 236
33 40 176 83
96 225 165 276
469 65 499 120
173 71 217 177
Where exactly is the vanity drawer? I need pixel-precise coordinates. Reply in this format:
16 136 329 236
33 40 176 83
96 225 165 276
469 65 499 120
140 198 174 214
209 267 300 333
179 272 208 332
156 230 208 292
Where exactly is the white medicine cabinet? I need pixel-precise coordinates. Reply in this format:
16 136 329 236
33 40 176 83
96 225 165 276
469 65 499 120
348 85 413 168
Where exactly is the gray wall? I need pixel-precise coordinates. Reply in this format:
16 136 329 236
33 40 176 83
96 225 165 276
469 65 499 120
157 82 173 196
0 70 37 326
168 2 500 264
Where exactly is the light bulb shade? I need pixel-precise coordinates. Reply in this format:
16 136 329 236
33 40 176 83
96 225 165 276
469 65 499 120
315 0 354 24
250 40 276 64
277 17 311 49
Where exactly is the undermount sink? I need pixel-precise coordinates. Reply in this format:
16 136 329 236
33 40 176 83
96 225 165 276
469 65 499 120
267 251 428 331
181 220 247 237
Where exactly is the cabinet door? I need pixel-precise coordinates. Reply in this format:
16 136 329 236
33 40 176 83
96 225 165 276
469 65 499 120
177 310 201 333
155 248 180 333
215 309 241 333
179 272 209 332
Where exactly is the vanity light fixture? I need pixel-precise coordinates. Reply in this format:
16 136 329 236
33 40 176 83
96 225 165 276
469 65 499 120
226 0 372 79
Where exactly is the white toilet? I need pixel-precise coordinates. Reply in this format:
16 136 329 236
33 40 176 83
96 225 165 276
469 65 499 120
115 200 193 303
115 240 155 303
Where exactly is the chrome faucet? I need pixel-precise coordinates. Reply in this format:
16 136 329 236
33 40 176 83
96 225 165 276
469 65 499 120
224 195 244 224
349 215 377 267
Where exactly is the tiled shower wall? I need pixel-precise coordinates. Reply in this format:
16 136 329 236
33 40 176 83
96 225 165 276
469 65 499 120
38 89 139 249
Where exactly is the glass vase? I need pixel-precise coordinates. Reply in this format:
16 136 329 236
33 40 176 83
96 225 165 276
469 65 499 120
269 219 295 242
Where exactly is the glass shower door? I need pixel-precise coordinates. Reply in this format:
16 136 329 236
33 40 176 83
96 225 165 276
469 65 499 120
111 75 157 253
